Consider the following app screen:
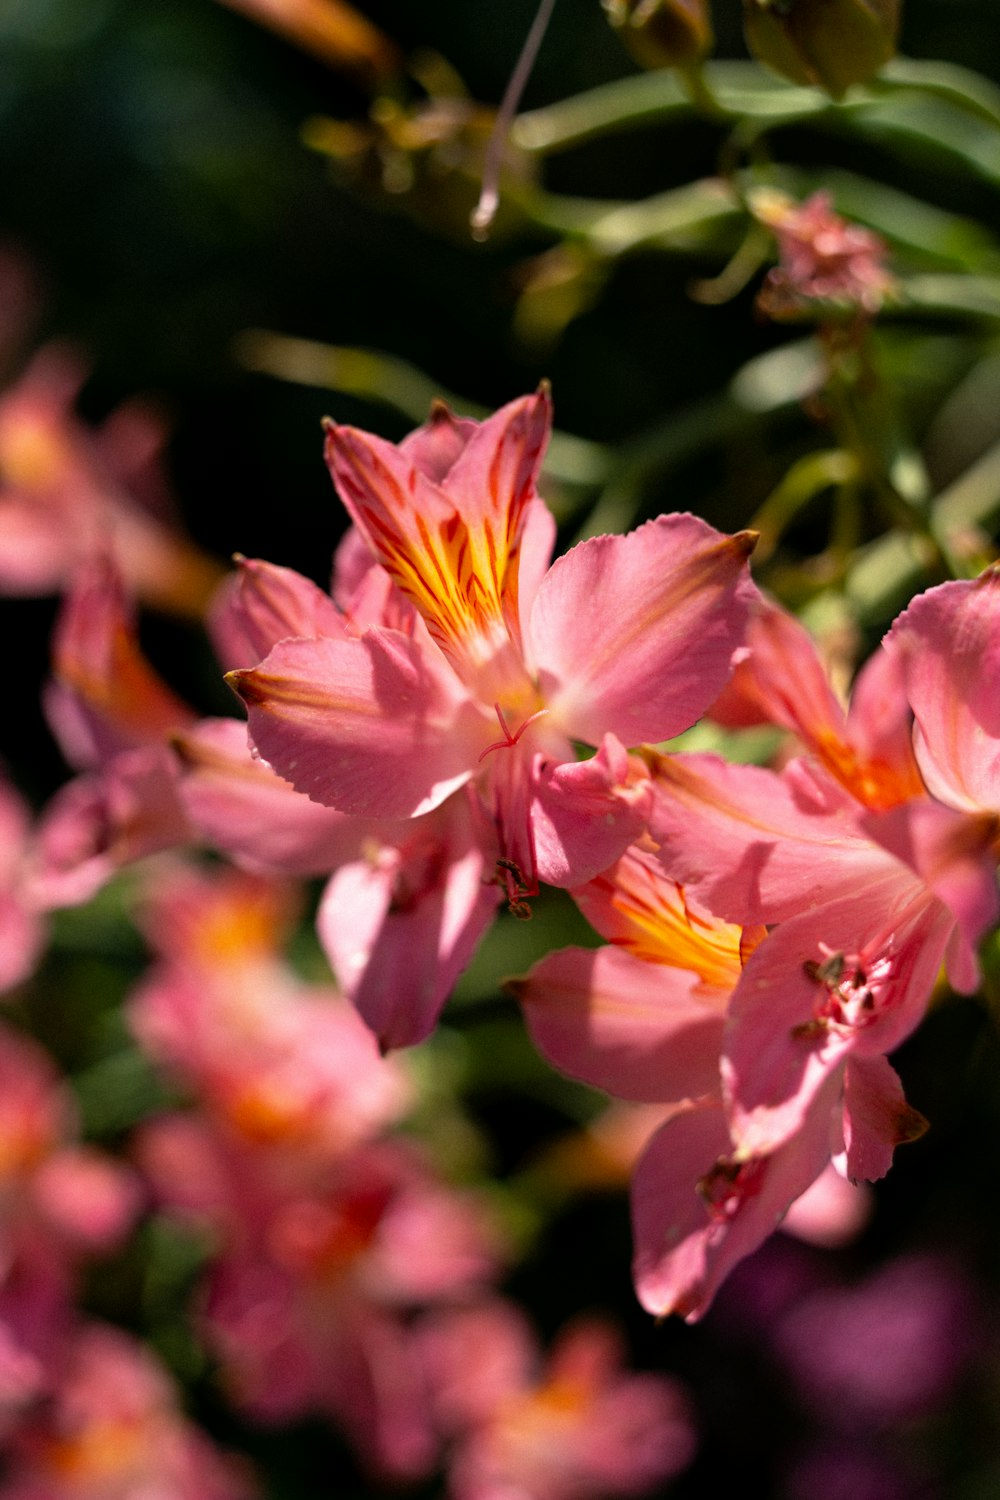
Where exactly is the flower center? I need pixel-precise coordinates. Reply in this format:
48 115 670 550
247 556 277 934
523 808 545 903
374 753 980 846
795 947 891 1039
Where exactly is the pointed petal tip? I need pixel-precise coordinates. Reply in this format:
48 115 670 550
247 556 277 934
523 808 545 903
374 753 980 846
224 667 260 706
168 731 195 766
731 529 759 558
428 397 455 423
896 1102 930 1145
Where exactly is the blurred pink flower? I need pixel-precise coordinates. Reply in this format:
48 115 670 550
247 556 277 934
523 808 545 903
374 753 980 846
752 189 896 321
0 346 222 615
772 1253 976 1427
418 1300 696 1500
138 1116 500 1478
0 1024 140 1260
129 862 409 1163
31 554 196 906
0 1322 257 1500
0 1026 142 1424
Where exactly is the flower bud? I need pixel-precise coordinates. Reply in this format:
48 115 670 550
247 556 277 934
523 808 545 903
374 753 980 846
743 0 901 99
604 0 713 70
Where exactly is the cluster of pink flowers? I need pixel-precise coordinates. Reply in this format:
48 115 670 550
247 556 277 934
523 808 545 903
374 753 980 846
218 388 998 1323
3 330 999 1488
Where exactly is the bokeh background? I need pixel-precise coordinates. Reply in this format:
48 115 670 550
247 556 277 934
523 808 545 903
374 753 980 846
6 2 1000 1496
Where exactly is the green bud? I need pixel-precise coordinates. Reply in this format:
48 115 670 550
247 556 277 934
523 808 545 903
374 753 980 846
604 0 714 70
742 0 901 98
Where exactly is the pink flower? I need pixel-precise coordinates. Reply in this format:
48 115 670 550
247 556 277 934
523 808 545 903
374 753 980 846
0 345 222 614
128 862 409 1162
418 1300 696 1500
752 189 896 321
0 1321 257 1499
30 555 196 906
138 1117 500 1478
227 392 756 909
507 839 865 1321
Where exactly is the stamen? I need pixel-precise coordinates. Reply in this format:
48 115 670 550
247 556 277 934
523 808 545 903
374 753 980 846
470 0 559 241
478 703 549 762
495 856 534 920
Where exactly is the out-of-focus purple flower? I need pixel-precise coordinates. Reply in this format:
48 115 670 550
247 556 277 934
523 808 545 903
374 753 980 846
772 1253 977 1427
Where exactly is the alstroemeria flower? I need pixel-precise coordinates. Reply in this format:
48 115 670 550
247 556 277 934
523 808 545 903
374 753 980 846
0 1321 257 1500
228 392 756 905
138 1117 499 1480
128 862 409 1162
0 345 223 615
417 1300 696 1500
30 555 197 906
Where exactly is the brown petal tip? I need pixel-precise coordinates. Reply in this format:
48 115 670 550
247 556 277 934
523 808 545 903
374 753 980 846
224 668 263 706
730 528 759 558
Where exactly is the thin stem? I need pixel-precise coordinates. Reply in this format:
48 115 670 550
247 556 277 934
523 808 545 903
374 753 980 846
471 0 559 239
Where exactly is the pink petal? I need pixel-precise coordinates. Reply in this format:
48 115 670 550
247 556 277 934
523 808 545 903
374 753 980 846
723 884 950 1158
721 593 847 746
435 390 551 539
511 944 725 1103
398 401 480 481
862 797 999 989
721 921 854 1160
0 891 44 996
570 841 749 986
631 1089 837 1322
325 394 550 671
228 628 483 818
648 752 896 925
528 514 756 747
210 557 347 669
31 748 192 908
779 1162 872 1248
841 1055 927 1184
845 641 924 800
515 498 557 643
889 573 1000 810
175 718 369 876
318 797 500 1050
32 1147 143 1250
49 554 194 765
531 735 651 888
